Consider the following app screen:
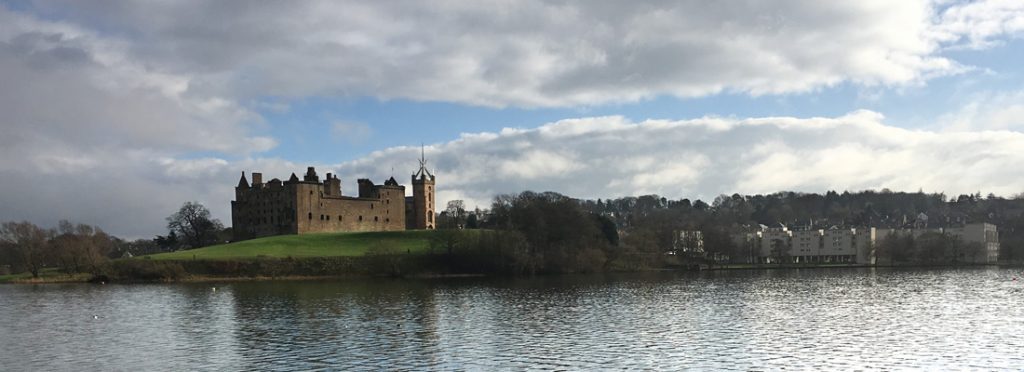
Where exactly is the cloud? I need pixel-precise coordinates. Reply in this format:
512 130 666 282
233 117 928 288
938 90 1024 131
3 1 1024 238
3 110 1024 238
934 0 1024 49
330 121 373 144
0 7 274 155
0 6 277 238
11 0 1024 108
337 111 1024 210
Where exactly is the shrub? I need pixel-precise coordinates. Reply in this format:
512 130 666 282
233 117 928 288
109 260 187 282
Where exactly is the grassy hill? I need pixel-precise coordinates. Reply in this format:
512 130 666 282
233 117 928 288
145 230 435 261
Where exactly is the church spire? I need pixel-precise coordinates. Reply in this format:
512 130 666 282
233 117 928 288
237 171 249 188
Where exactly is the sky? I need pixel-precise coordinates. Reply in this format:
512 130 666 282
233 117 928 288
2 0 1024 238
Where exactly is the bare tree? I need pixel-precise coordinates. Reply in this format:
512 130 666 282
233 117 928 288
46 221 114 275
167 202 225 249
0 221 53 278
445 200 467 229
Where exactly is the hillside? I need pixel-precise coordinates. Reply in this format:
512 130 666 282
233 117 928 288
145 230 435 260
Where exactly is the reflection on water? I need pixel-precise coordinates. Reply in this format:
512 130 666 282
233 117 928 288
2 268 1023 370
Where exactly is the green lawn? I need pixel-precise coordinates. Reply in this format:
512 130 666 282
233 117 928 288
144 230 436 261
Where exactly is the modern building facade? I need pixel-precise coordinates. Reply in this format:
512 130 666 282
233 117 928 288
735 225 875 264
735 222 999 265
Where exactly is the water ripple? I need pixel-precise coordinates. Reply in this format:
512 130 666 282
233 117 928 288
2 268 1023 370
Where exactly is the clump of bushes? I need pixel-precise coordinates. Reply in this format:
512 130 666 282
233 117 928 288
107 259 187 282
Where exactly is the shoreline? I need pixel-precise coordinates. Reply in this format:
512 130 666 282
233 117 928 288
2 263 1016 285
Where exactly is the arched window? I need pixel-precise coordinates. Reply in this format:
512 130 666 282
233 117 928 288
320 214 324 220
308 212 312 220
338 215 342 221
428 213 433 223
385 218 390 223
370 204 374 209
374 216 379 222
326 215 330 221
359 216 363 222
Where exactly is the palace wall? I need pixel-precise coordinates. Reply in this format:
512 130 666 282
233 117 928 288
232 168 409 241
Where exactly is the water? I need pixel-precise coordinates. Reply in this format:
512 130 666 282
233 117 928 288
1 268 1023 371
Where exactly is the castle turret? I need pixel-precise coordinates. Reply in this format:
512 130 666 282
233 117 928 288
410 146 435 229
357 179 375 198
303 167 319 182
324 173 341 196
237 172 249 188
235 172 249 200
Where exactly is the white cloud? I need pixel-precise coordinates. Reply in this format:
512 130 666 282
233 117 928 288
938 90 1024 131
337 112 1024 211
935 0 1024 49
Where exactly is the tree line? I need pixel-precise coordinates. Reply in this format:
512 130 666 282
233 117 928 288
0 202 226 278
428 191 619 274
434 189 1023 269
581 190 1022 265
5 189 1020 279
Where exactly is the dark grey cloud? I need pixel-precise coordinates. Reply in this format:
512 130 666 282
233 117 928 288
15 0 1019 107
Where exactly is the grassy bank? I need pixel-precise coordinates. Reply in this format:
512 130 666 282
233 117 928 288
0 268 92 284
145 230 434 260
1 231 471 283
